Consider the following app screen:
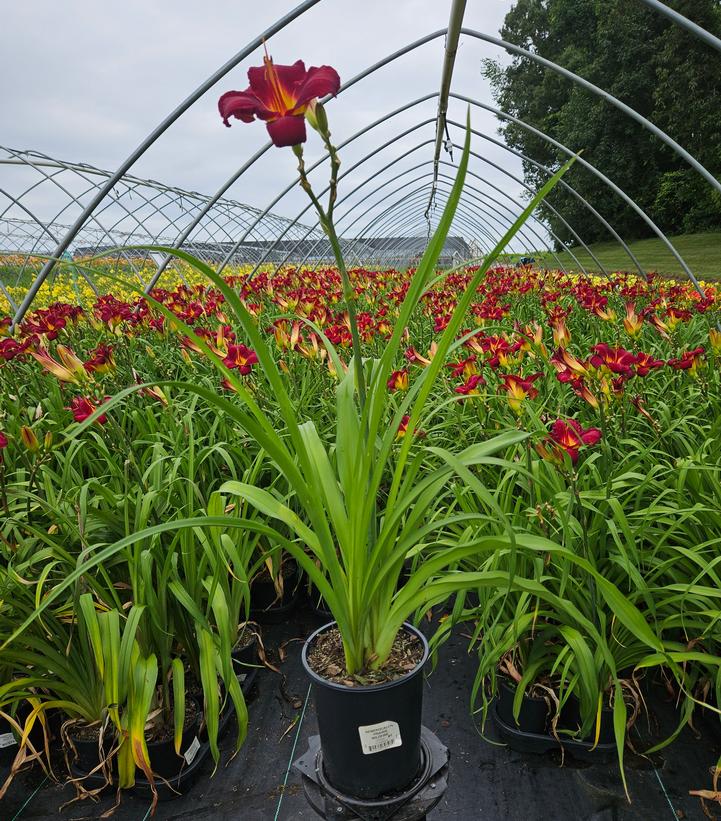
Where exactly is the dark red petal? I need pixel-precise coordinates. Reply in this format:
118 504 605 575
291 65 341 111
266 115 307 147
247 60 306 113
218 90 262 126
581 428 602 446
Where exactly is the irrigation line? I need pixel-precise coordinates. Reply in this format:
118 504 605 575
653 766 680 819
273 682 312 821
10 774 49 821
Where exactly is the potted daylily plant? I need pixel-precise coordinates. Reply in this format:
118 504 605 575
212 51 577 798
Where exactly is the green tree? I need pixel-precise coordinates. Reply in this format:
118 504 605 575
483 0 721 247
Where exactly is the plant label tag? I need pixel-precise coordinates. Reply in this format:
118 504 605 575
358 720 402 755
0 732 17 749
183 735 201 765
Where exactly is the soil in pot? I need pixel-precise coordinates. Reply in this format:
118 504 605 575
250 560 301 622
302 622 429 800
496 678 550 735
307 625 423 687
231 629 258 668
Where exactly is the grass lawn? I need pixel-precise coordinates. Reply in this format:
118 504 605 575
530 232 721 280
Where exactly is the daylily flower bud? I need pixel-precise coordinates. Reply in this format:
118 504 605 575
20 425 40 452
57 345 88 380
709 328 721 353
305 100 329 135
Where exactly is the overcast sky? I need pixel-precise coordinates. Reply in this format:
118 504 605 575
1 1 545 253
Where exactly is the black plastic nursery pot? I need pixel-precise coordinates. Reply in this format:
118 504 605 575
305 581 333 622
67 723 115 775
493 688 617 760
145 699 201 780
250 560 302 623
496 678 549 735
301 621 430 800
0 715 19 766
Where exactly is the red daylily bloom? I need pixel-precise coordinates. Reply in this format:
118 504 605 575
219 53 340 147
634 352 664 377
404 344 436 366
223 344 259 374
551 347 589 382
68 396 109 425
569 377 600 409
84 344 115 375
0 317 10 338
537 419 602 466
455 374 486 396
589 343 636 376
31 346 87 384
668 347 705 373
396 415 426 440
0 431 7 449
623 303 643 336
498 373 542 414
446 355 478 379
0 337 35 362
387 369 410 392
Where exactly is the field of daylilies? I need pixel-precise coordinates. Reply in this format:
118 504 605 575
2 254 721 805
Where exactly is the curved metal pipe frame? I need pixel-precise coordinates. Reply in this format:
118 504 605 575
348 181 538 267
442 129 646 278
348 187 519 266
0 147 319 279
448 98 704 293
461 28 721 199
336 162 585 275
209 96 612 284
639 0 721 53
332 169 566 272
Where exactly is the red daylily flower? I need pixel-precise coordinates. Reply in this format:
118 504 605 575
84 344 115 375
446 354 478 379
537 419 602 466
219 53 340 147
668 347 705 373
498 373 542 414
589 343 636 376
387 369 410 392
396 415 426 440
31 346 87 384
68 396 109 425
551 347 589 382
634 352 664 377
623 303 643 336
0 431 7 449
223 344 259 374
455 374 486 396
569 378 600 409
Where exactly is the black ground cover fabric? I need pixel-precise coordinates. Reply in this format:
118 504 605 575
2 606 717 820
